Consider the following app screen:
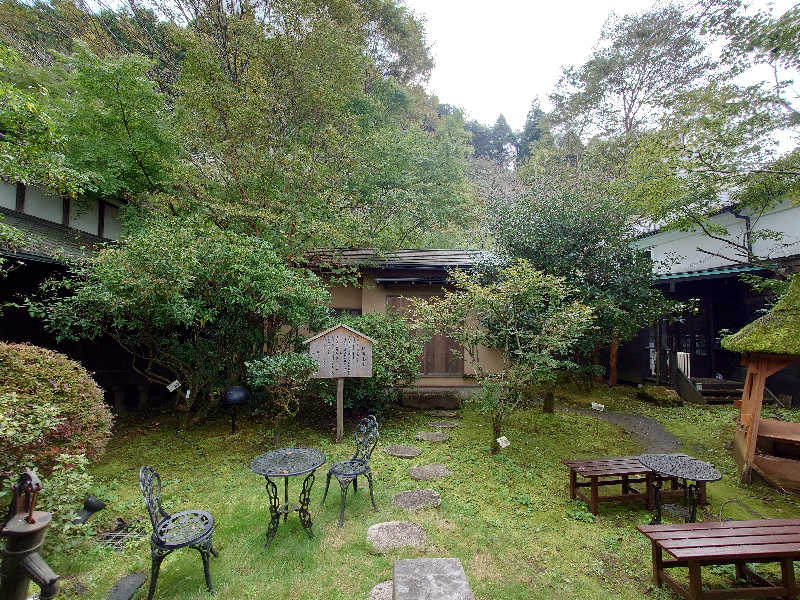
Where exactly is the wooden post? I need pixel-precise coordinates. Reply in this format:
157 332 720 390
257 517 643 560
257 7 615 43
336 377 344 443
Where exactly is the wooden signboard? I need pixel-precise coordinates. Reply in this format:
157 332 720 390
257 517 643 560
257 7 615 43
304 324 375 441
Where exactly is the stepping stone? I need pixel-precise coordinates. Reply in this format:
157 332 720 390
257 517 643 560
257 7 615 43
384 445 423 458
428 410 459 418
394 558 474 600
369 580 392 600
392 489 441 510
430 420 458 428
367 521 427 553
417 431 449 442
409 464 452 481
107 573 146 600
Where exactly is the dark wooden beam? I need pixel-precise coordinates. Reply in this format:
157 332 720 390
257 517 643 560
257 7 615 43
98 199 105 239
15 183 25 212
62 195 70 226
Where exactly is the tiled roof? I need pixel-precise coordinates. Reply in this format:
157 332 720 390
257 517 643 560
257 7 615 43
0 207 106 263
307 248 496 269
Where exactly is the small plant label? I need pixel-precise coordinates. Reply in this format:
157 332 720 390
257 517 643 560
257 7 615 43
496 436 510 448
591 402 605 411
185 389 191 399
166 380 181 392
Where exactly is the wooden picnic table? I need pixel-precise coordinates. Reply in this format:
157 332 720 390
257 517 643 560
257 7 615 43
638 519 800 599
563 456 695 515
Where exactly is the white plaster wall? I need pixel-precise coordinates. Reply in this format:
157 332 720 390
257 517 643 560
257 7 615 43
69 199 99 235
25 186 62 222
103 202 122 240
0 182 15 210
635 199 800 274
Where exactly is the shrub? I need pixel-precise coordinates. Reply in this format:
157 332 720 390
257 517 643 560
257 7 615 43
0 343 113 539
319 312 425 411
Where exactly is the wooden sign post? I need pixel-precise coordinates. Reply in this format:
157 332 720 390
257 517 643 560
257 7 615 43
304 324 375 442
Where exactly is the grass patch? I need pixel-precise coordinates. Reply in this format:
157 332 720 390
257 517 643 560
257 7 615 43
46 385 800 599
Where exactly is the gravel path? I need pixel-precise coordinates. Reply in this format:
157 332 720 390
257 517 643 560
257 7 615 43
571 407 681 453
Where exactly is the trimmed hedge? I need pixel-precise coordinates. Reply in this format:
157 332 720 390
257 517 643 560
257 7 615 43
0 342 114 481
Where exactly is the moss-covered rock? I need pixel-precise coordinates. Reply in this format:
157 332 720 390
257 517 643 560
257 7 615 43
637 384 683 407
722 274 800 356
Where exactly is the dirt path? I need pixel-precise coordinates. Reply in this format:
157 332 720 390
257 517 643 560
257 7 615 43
570 407 682 453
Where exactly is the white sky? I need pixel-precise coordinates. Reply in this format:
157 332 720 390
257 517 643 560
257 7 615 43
404 0 798 130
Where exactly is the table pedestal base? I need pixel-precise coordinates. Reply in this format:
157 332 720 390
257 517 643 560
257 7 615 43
263 471 316 546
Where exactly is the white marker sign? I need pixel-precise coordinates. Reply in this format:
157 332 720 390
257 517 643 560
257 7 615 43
166 380 181 392
496 436 510 449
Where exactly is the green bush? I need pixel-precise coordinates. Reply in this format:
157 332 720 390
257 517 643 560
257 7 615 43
0 343 113 540
317 312 424 411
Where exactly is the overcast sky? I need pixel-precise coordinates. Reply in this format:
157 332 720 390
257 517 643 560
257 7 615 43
403 0 797 130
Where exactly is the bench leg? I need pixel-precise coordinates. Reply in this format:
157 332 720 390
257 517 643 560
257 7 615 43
688 561 703 600
590 476 599 515
781 558 796 600
735 560 745 582
569 470 577 500
651 543 663 588
622 474 630 494
698 481 708 506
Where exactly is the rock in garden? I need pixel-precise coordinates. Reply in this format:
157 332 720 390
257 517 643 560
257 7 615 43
367 521 427 553
428 410 459 418
409 464 452 481
392 489 441 510
384 445 423 458
430 420 458 429
417 431 449 442
107 573 146 600
394 558 474 600
369 580 393 600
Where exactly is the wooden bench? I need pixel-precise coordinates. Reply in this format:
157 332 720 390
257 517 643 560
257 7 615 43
638 519 800 599
563 456 701 515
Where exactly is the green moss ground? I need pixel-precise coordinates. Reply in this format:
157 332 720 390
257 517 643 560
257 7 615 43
48 385 800 599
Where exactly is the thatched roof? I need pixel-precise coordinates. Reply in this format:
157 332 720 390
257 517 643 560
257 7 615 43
722 275 800 356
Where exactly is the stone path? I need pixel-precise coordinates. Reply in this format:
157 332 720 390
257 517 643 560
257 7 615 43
410 464 452 481
428 410 460 418
384 444 423 458
394 558 474 600
392 489 441 510
367 521 427 553
369 581 392 600
429 420 458 429
574 408 680 453
417 431 449 442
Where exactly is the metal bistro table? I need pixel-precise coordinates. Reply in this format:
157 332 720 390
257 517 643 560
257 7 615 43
250 448 326 546
639 453 721 524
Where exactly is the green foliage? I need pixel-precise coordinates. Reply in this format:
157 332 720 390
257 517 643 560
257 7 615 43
0 44 84 194
328 311 425 411
0 343 113 541
246 352 318 417
0 342 114 479
414 260 594 452
28 217 330 422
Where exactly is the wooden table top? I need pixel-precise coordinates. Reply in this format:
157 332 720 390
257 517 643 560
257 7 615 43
563 456 685 478
638 519 800 560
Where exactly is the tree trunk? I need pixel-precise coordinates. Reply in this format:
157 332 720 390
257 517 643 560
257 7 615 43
490 415 502 454
543 384 555 413
609 330 619 387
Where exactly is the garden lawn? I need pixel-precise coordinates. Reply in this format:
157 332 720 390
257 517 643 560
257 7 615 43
50 385 800 600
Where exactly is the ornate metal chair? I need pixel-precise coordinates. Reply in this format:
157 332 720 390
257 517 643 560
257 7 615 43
139 466 218 599
321 415 379 527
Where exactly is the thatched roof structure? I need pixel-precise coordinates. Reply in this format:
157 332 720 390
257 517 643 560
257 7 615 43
722 274 800 356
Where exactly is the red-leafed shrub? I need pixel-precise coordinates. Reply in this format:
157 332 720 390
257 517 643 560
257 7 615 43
0 342 114 484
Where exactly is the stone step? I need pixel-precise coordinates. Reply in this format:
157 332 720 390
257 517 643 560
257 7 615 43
384 445 423 458
107 573 146 600
394 558 474 600
369 580 392 600
429 420 458 429
417 431 449 442
392 489 441 510
367 521 427 553
428 410 460 418
410 464 452 481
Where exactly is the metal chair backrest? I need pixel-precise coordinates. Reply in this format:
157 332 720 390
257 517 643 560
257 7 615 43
351 415 379 462
139 466 169 530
